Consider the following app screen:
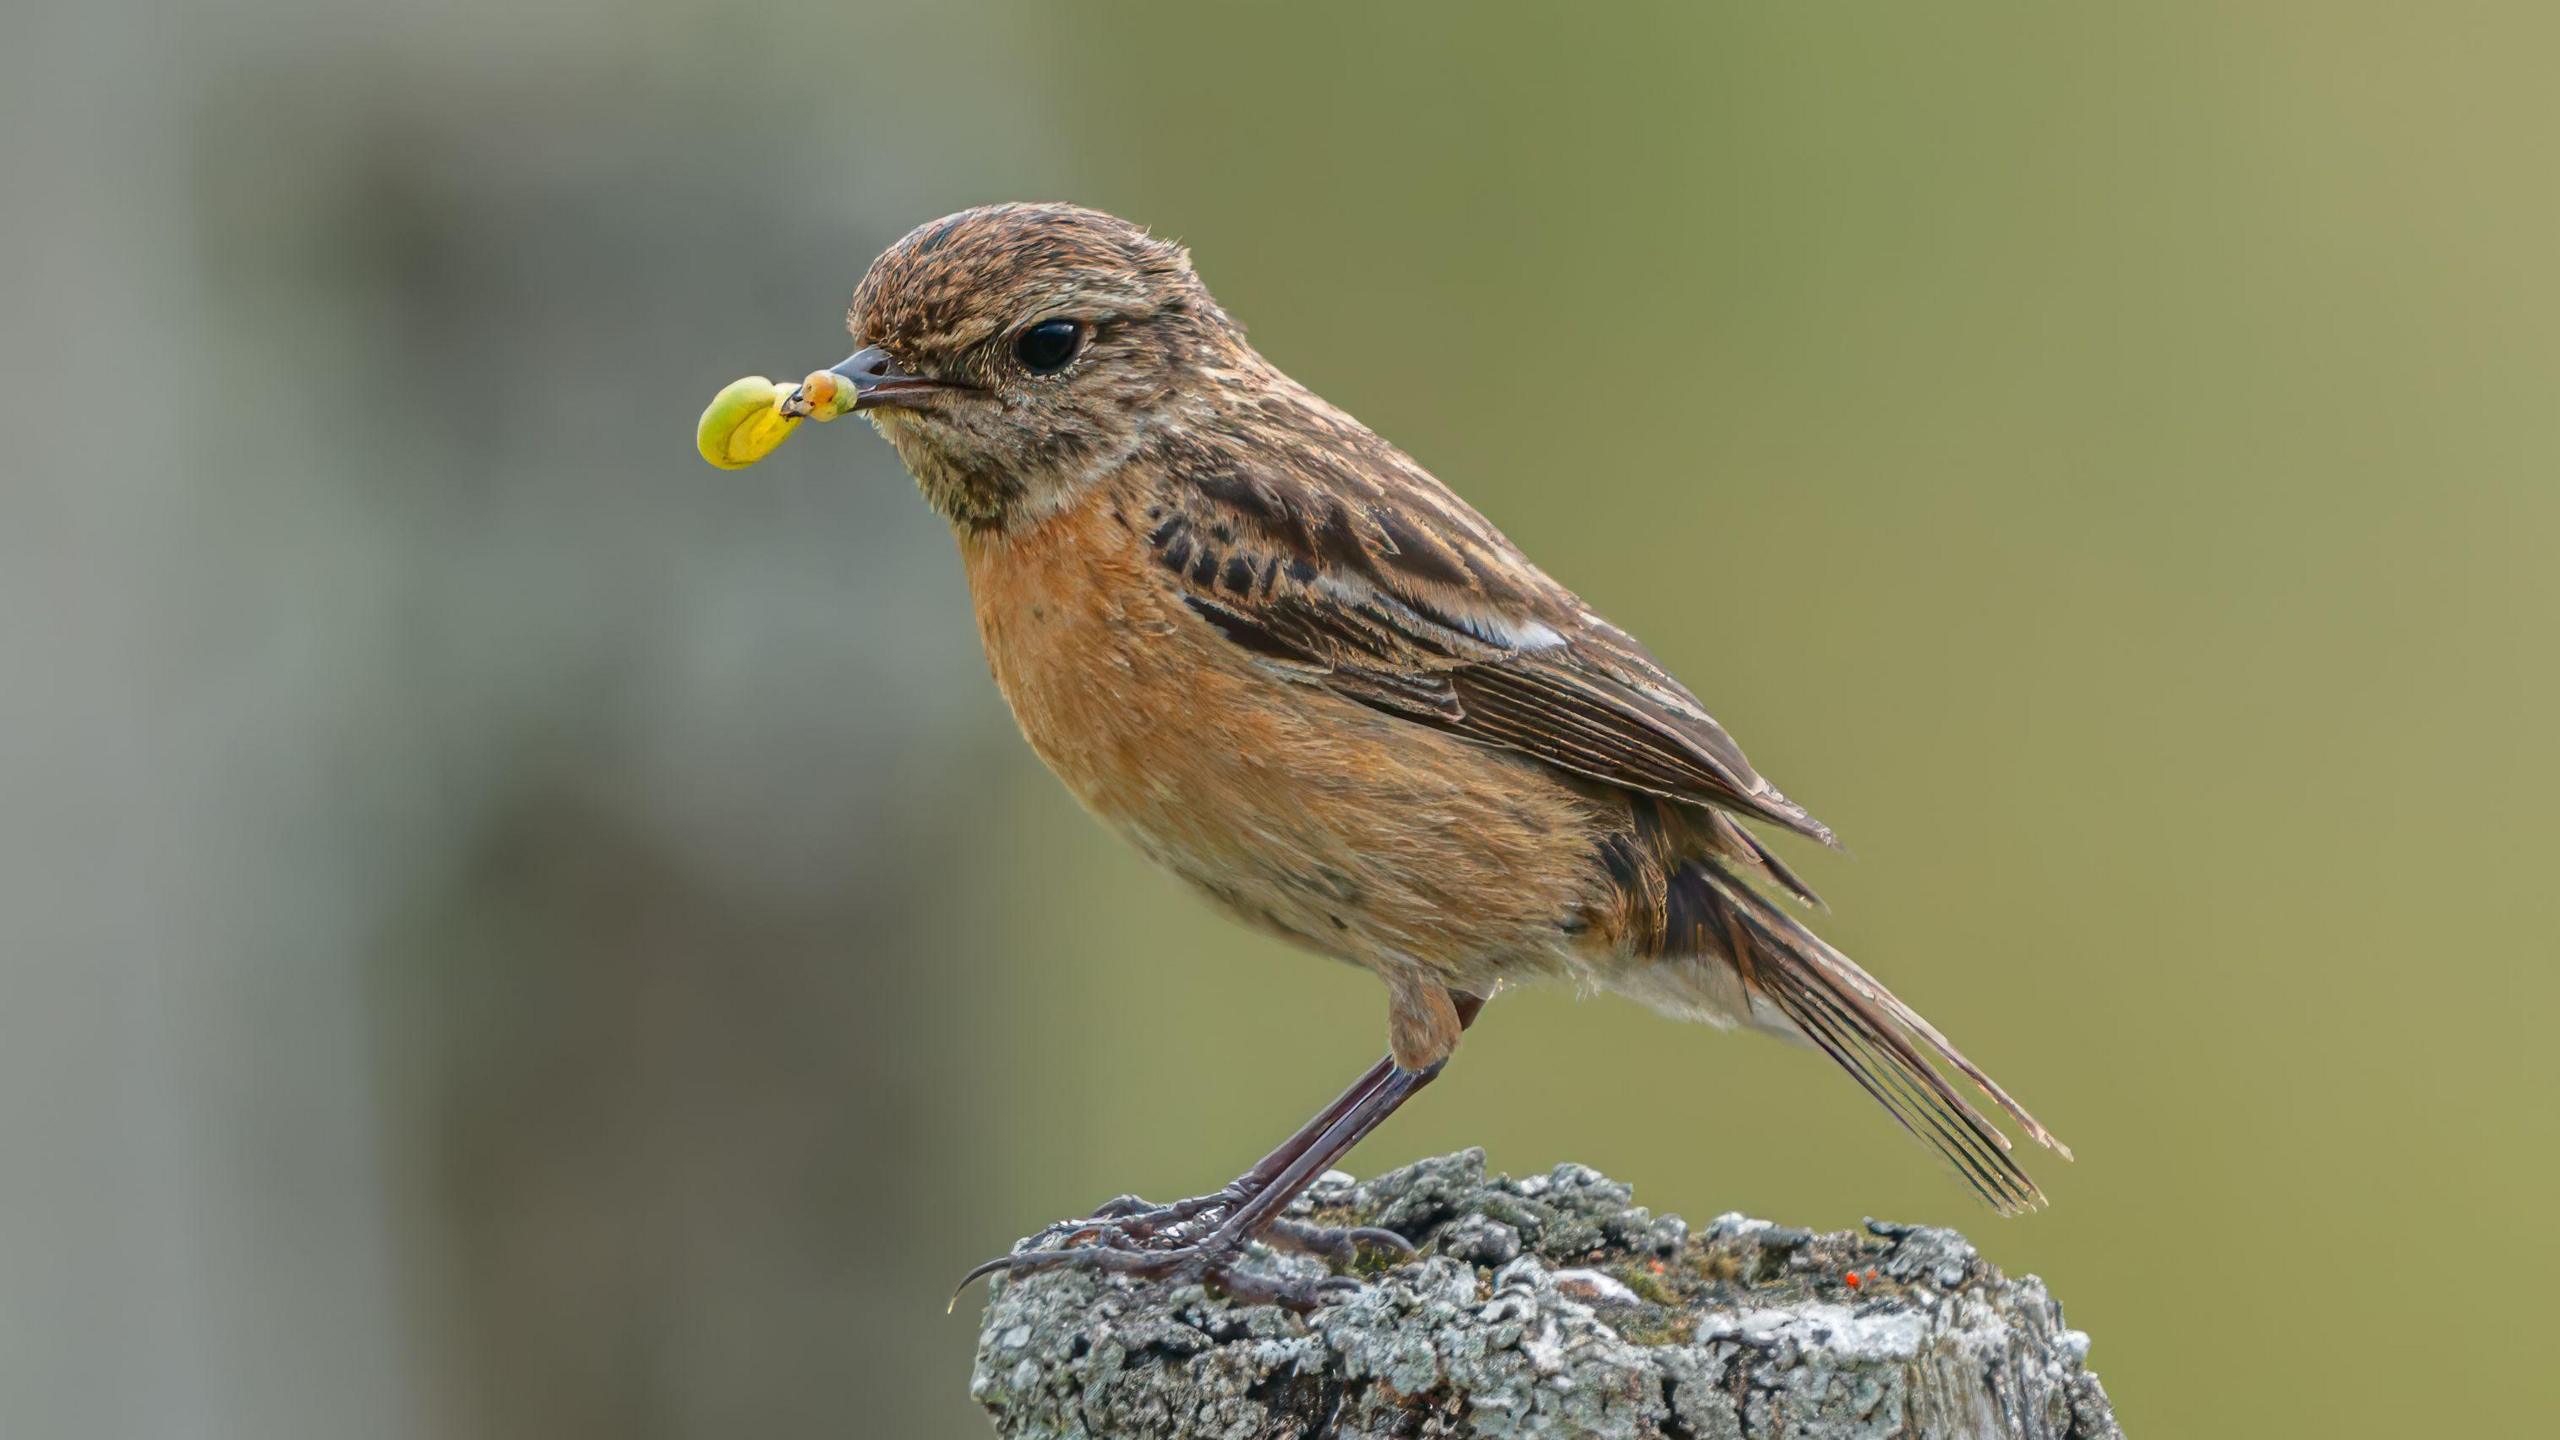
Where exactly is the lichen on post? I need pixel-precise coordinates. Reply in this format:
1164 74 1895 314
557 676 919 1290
969 1151 2120 1440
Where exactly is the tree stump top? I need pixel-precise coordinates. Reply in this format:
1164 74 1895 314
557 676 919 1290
970 1150 2120 1439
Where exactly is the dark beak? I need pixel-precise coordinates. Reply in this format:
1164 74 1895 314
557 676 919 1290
828 346 961 409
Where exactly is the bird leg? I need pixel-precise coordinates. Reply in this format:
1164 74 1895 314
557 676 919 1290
1079 1051 1398 1238
956 992 1483 1311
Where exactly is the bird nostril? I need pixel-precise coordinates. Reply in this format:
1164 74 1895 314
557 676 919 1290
827 347 900 386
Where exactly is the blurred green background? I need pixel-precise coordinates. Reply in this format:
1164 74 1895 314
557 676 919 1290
6 2 2554 1436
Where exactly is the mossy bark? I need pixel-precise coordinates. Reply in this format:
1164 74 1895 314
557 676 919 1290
969 1151 2120 1439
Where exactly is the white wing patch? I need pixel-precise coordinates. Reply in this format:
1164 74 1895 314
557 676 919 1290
1311 574 1565 652
1465 613 1567 650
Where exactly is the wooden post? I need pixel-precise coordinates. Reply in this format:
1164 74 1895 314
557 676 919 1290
970 1150 2119 1439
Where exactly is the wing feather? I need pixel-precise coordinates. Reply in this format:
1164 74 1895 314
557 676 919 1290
1141 405 1834 844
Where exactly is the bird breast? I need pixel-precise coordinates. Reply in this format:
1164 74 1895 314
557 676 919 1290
958 491 1612 991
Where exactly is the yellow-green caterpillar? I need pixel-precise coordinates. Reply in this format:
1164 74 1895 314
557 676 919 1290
694 369 860 470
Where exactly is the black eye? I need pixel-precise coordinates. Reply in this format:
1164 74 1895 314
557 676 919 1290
1013 318 1083 374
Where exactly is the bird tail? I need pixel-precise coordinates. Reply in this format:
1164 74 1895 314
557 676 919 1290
1659 856 2071 1214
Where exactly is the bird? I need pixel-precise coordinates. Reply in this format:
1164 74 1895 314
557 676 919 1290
781 202 2069 1308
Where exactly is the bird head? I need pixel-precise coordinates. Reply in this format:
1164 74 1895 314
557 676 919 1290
830 203 1247 526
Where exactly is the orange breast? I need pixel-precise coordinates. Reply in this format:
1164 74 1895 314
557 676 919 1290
958 493 1609 990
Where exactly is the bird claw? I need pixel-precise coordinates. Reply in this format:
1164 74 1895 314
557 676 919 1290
1346 1224 1417 1257
1090 1186 1245 1237
1256 1216 1416 1266
953 1236 1347 1313
947 1195 1411 1313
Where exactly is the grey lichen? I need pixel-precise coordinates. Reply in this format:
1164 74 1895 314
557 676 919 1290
970 1151 2120 1440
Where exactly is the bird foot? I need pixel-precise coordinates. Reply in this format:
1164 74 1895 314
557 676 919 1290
952 1189 1413 1313
1082 1186 1241 1240
1070 1186 1413 1261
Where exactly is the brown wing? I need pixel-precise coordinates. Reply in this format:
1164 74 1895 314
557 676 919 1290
1137 393 1835 847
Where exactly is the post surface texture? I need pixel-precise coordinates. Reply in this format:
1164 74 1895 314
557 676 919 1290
971 1150 2120 1440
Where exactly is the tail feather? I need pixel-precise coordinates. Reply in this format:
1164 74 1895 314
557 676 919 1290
1709 811 1824 910
1670 857 2070 1213
1767 965 2039 1212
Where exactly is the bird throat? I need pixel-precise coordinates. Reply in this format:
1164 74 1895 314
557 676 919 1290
876 414 1021 529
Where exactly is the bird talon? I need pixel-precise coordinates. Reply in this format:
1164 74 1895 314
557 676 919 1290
1344 1225 1416 1258
950 1209 1381 1315
946 1252 1021 1313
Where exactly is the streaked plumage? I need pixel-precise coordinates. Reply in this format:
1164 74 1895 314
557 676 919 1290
841 203 2067 1229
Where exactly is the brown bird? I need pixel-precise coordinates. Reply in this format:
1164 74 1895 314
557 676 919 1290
785 203 2068 1307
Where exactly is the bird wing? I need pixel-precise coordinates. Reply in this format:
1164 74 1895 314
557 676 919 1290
1139 402 1835 846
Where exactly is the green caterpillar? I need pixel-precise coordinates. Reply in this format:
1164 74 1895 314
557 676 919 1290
695 369 859 470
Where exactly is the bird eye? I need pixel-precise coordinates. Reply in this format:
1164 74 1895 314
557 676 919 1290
1013 318 1083 375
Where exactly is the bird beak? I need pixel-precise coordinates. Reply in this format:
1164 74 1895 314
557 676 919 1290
826 346 962 410
777 346 964 421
